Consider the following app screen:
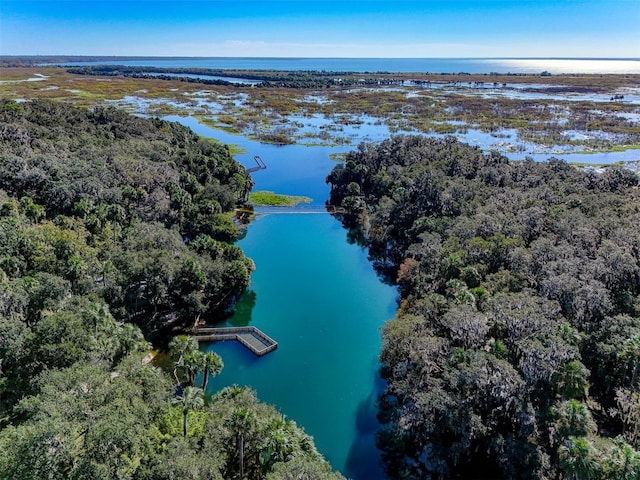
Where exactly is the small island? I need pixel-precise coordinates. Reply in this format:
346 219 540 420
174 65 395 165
249 190 313 207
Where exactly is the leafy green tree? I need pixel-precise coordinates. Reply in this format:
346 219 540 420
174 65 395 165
0 360 170 479
620 335 640 388
615 389 640 447
0 316 28 382
602 438 640 479
265 457 346 480
148 436 224 480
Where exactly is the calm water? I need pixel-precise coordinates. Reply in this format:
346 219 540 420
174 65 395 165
176 117 398 478
60 57 640 74
164 115 352 204
205 214 397 479
165 114 640 168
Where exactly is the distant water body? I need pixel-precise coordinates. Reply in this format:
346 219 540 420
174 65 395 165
61 57 640 74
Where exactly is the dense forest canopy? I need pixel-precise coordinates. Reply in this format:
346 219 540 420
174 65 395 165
0 100 343 479
0 99 254 332
328 135 640 479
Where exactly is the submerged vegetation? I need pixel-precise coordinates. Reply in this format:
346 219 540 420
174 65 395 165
328 135 640 479
0 100 343 479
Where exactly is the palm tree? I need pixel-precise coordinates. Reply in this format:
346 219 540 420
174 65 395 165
226 407 256 479
259 415 297 475
554 360 590 400
169 335 198 385
172 386 204 437
213 384 246 402
201 351 223 391
117 323 149 357
559 437 596 480
183 350 206 386
551 400 596 441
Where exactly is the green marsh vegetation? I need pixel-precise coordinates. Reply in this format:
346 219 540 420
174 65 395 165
249 191 312 207
2 65 639 154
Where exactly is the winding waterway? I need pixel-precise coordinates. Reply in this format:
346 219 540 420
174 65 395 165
173 117 398 478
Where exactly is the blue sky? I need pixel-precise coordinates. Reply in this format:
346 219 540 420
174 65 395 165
1 0 639 58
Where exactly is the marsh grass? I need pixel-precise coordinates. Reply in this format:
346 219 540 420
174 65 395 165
2 66 639 155
249 190 313 206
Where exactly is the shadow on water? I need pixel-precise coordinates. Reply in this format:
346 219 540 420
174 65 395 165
202 337 262 370
345 226 398 287
346 227 367 247
344 369 388 480
224 290 257 327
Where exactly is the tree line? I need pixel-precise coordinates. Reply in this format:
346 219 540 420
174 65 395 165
65 65 410 89
328 135 640 479
0 100 343 479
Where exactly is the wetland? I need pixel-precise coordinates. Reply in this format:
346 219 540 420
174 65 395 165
1 63 639 168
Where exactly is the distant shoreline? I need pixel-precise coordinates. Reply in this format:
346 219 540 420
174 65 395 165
3 55 640 75
3 55 639 60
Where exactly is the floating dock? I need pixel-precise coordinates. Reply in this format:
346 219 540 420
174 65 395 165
194 326 277 356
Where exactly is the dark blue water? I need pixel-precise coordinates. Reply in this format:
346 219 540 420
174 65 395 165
59 57 640 74
164 115 352 205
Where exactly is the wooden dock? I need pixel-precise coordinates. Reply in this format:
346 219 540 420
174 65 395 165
194 326 277 356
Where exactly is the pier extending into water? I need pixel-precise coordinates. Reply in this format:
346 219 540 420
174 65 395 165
254 204 347 215
246 155 267 173
194 326 277 356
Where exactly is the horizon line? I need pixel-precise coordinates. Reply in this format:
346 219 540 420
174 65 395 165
3 55 640 61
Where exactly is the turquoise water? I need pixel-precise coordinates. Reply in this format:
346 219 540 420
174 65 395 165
204 213 398 479
175 115 400 477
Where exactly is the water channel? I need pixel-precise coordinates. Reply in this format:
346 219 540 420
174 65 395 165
206 214 398 478
171 116 399 478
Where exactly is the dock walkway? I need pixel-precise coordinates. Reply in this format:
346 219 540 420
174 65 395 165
194 326 277 356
